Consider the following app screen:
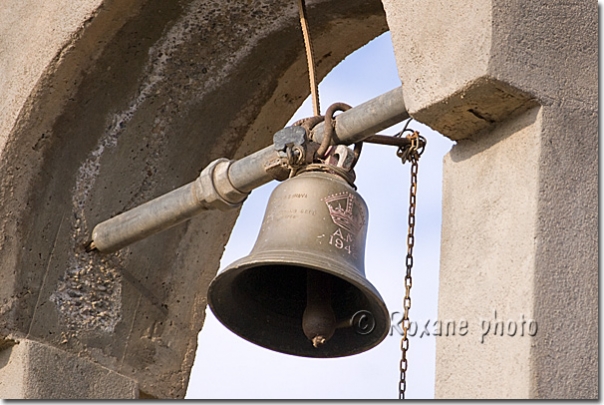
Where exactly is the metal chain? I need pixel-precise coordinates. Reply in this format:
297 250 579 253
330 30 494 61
398 131 424 399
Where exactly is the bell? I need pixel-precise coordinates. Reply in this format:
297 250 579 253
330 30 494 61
207 169 390 358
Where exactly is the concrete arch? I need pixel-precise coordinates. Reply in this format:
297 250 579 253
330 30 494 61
0 0 388 398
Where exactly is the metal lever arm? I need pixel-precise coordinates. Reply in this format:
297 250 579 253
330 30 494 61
89 87 409 253
89 158 248 252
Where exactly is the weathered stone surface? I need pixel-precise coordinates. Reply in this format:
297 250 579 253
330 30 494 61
437 107 541 398
0 340 139 399
383 0 493 124
0 0 105 154
383 0 596 142
0 0 388 398
4 0 595 399
404 77 538 141
383 0 597 399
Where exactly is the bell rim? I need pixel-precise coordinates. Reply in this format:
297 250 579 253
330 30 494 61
208 249 391 358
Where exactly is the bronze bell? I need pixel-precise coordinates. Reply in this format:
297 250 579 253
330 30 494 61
207 167 390 358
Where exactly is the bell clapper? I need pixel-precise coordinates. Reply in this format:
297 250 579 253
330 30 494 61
302 270 337 347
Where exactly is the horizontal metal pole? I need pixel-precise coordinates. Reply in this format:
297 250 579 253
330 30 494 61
364 134 411 147
311 86 409 145
90 183 203 252
90 86 409 252
228 86 408 192
228 147 278 193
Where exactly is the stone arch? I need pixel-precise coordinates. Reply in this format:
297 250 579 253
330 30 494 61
0 0 389 398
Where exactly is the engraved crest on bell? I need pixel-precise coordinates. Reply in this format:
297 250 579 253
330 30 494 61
322 191 366 259
323 191 366 236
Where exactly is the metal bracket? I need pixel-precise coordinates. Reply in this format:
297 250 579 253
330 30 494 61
267 126 320 180
323 144 356 171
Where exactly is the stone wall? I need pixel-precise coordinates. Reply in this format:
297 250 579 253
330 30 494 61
0 0 388 398
0 0 597 399
383 0 597 398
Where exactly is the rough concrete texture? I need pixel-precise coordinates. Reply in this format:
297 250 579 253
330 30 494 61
383 0 493 130
0 0 388 398
0 339 139 399
383 0 597 399
382 0 538 140
0 0 103 154
437 108 541 398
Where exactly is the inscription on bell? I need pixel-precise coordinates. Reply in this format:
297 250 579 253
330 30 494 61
276 208 298 220
285 193 308 199
272 207 316 220
329 227 354 255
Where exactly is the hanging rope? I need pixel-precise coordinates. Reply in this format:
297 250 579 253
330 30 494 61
297 0 321 116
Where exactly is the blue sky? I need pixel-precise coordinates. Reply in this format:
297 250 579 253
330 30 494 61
185 32 454 400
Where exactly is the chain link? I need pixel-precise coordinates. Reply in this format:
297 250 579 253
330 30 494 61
398 131 423 399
